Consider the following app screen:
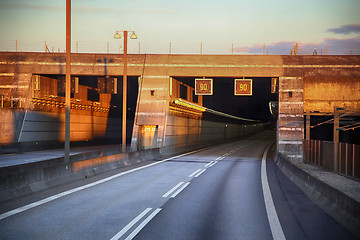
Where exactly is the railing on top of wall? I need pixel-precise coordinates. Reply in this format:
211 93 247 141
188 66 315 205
303 139 360 179
0 96 25 108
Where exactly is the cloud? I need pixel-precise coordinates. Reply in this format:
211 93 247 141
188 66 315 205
325 36 360 54
235 37 360 55
327 24 360 35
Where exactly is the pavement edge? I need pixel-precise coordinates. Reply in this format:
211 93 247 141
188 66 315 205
275 152 360 238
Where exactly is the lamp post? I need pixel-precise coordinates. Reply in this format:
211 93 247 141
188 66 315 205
65 0 71 162
114 30 137 152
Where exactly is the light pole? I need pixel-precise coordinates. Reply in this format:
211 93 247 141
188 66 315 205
114 30 137 152
65 0 71 162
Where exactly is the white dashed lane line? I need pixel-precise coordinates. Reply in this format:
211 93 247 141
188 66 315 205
189 169 203 177
162 182 184 198
170 182 191 198
193 169 206 178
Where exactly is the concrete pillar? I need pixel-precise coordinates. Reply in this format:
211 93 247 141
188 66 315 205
131 75 170 151
277 77 304 160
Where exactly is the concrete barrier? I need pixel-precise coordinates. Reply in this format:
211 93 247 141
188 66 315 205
275 152 360 238
0 147 163 203
0 136 233 203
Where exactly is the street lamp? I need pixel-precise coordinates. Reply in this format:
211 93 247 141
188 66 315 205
114 30 137 152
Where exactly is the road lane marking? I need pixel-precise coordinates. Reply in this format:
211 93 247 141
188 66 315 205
194 169 206 178
261 143 286 240
208 161 217 167
205 161 215 167
189 169 202 177
162 182 184 198
110 208 152 240
216 156 224 161
171 182 190 198
0 148 206 221
125 208 162 240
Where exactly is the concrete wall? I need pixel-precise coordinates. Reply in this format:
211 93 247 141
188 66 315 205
0 146 163 203
304 76 360 112
1 52 360 158
164 115 264 149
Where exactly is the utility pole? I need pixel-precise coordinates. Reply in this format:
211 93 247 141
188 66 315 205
122 30 128 153
333 107 340 172
306 111 310 140
65 0 71 162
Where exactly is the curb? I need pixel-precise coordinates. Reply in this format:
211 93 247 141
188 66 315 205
275 152 360 238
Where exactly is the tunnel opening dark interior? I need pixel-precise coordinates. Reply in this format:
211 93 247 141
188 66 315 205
307 115 360 145
175 77 278 123
41 74 139 147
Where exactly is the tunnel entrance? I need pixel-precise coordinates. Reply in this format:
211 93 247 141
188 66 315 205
17 74 139 151
171 77 278 123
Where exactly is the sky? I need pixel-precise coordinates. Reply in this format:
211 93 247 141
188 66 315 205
0 0 359 55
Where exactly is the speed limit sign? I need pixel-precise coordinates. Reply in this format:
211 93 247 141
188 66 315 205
235 79 252 96
195 78 213 95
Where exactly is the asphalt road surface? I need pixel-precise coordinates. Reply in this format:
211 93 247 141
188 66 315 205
0 130 356 240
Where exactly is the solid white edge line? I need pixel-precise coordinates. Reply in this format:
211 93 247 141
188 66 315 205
125 208 162 240
261 143 286 240
194 169 206 178
0 148 205 221
171 182 190 198
189 169 202 177
110 208 152 240
162 182 184 198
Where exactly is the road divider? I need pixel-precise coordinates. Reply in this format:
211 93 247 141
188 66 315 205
189 169 203 177
162 182 184 198
125 208 162 240
171 182 190 198
110 208 152 240
205 161 215 167
193 169 206 178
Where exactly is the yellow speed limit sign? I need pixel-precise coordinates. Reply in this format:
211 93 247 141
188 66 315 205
235 79 252 96
195 78 213 95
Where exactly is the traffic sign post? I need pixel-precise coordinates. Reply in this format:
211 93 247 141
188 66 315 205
195 78 213 95
234 79 252 96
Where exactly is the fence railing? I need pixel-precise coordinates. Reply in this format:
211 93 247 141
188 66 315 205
1 40 357 55
0 96 26 109
303 139 360 179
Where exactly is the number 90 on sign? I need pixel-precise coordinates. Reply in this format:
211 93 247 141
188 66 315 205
195 78 213 95
235 79 252 96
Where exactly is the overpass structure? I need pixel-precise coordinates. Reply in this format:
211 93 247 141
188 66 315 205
0 52 360 160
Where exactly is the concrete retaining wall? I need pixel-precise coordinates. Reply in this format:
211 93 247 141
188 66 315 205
164 115 265 149
0 147 160 203
275 152 360 238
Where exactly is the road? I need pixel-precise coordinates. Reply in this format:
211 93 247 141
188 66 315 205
0 130 356 240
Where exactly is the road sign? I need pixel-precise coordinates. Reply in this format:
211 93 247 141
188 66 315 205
235 79 252 96
195 78 213 95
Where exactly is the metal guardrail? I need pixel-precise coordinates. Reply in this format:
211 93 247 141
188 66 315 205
303 139 360 179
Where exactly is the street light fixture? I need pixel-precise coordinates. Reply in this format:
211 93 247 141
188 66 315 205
114 30 137 152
